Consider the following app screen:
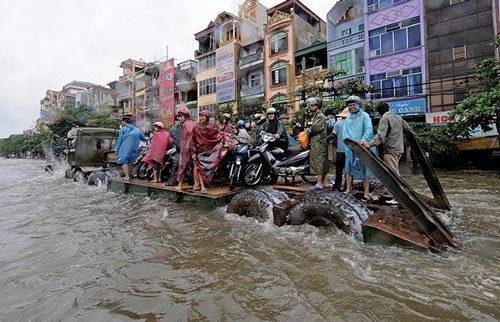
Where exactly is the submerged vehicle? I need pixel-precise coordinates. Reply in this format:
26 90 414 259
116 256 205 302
64 127 120 184
228 129 460 253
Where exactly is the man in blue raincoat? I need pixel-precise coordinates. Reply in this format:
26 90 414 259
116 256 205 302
343 96 374 202
115 116 147 180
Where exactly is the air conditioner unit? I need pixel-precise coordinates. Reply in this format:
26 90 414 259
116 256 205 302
357 66 365 73
386 70 402 78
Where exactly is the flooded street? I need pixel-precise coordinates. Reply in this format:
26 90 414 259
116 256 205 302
0 158 499 322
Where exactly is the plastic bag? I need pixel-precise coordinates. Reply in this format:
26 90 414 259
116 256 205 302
298 131 309 150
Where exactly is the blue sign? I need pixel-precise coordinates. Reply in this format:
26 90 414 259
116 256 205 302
388 98 426 115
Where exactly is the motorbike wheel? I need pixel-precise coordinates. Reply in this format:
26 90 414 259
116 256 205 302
243 163 262 187
73 170 87 184
300 174 318 185
131 163 142 178
137 163 150 180
229 164 240 191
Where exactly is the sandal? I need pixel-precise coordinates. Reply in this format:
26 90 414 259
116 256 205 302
361 196 372 203
200 188 208 194
310 185 323 191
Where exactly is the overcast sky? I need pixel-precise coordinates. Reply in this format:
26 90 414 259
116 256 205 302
0 0 335 138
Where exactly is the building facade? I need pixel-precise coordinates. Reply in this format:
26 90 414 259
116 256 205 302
263 0 326 116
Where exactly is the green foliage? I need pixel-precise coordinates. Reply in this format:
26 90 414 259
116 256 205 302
0 131 52 158
410 122 458 158
47 105 118 137
236 98 265 122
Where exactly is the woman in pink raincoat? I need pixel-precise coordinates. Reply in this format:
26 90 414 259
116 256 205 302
142 121 174 182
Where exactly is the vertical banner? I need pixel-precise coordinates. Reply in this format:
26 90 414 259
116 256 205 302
159 58 176 125
216 44 236 103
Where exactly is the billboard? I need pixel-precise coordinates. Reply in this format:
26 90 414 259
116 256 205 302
216 45 236 103
388 98 426 115
159 58 176 125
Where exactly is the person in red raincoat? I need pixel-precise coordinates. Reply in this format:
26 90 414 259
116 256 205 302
142 121 174 182
220 113 233 135
176 106 196 190
191 110 224 193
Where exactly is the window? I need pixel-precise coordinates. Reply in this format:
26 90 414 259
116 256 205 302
271 62 287 85
370 67 422 99
368 0 408 12
450 0 467 4
199 54 216 71
342 28 352 37
453 46 466 60
369 17 420 56
249 72 262 87
271 95 288 112
198 104 217 117
270 32 288 54
199 77 216 96
331 51 353 75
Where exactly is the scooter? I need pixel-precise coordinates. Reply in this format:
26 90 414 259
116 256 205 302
224 137 250 190
243 132 317 187
132 145 177 181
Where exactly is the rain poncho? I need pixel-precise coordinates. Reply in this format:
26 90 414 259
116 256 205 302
142 129 174 169
307 111 329 175
115 124 147 164
343 107 374 180
176 120 196 182
191 120 224 186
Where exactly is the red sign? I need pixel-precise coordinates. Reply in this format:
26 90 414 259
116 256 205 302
159 58 176 126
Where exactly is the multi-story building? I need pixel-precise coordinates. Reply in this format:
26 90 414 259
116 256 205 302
264 0 326 116
39 81 98 124
326 0 365 98
175 59 199 119
426 0 495 113
238 0 268 115
75 85 116 112
116 59 147 117
365 0 427 121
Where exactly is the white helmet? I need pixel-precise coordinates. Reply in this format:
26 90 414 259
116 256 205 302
346 95 362 106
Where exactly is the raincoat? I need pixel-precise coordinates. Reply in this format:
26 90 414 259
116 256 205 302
115 124 147 164
142 129 174 169
191 120 224 186
343 107 374 180
307 111 329 175
176 119 196 182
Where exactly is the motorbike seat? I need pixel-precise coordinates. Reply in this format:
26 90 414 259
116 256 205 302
287 146 304 158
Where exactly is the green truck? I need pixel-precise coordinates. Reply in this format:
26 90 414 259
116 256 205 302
64 127 120 184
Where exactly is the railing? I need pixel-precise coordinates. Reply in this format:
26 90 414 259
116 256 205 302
239 52 264 67
328 32 364 50
241 85 264 97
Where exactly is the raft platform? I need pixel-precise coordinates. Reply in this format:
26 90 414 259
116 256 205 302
107 178 247 207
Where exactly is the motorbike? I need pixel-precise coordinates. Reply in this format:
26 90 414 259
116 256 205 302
132 145 177 182
224 137 250 190
243 132 317 187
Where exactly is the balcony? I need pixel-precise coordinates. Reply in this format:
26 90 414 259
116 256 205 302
239 52 264 70
328 32 364 51
241 85 264 98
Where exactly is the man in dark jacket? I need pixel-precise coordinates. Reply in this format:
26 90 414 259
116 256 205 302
362 101 410 175
262 107 288 150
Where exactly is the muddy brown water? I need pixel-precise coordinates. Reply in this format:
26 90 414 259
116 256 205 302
0 158 499 322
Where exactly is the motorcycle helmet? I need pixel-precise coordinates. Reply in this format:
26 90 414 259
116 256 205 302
199 110 210 118
237 120 245 129
266 107 277 114
346 95 362 106
306 97 321 108
177 106 190 117
153 121 164 128
222 113 231 119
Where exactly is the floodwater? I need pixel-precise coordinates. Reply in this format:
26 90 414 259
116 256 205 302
0 158 499 322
